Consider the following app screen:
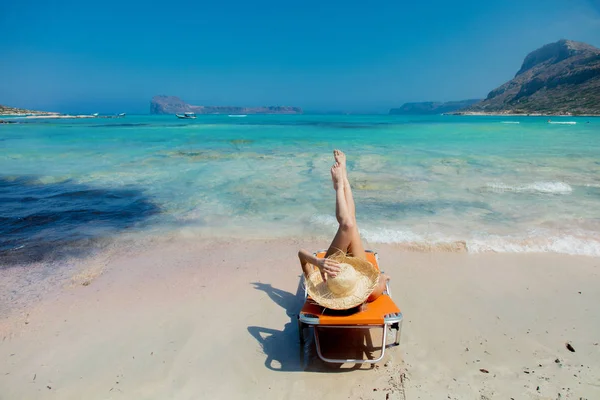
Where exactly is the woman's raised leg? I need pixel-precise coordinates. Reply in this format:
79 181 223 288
334 149 356 219
298 162 350 279
325 157 366 259
298 151 388 300
329 150 388 300
326 150 366 259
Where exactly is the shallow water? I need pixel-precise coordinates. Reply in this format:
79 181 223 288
1 114 600 264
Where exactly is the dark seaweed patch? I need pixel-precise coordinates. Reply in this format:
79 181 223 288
229 139 254 145
0 176 160 267
90 123 150 128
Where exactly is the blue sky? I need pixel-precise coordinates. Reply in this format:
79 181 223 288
1 0 599 113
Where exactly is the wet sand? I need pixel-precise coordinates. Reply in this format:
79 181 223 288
1 238 599 399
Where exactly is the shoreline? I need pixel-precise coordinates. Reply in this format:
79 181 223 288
21 114 97 119
0 111 59 117
1 237 599 399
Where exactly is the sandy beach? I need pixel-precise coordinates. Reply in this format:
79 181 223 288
1 237 599 399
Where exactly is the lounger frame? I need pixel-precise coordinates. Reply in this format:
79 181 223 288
297 250 403 364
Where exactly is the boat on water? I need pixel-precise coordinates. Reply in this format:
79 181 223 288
548 120 576 125
117 113 126 117
176 112 197 119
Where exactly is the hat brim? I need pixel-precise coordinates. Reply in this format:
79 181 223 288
305 252 379 310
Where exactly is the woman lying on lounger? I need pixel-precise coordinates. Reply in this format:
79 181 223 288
298 150 389 310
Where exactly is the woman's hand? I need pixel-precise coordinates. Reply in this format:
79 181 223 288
317 258 341 279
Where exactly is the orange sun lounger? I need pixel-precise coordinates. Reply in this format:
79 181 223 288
298 250 403 364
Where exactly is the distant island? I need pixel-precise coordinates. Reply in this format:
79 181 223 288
389 99 481 115
0 104 58 117
150 95 303 115
457 39 600 116
0 105 127 121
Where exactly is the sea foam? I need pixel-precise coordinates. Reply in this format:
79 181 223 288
468 235 600 257
484 181 572 194
357 226 600 257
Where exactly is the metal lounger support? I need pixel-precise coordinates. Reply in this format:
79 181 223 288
298 250 403 364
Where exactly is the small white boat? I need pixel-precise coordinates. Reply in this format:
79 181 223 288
92 113 99 117
117 113 126 117
176 112 197 119
548 121 576 125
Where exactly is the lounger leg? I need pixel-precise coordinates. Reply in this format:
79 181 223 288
388 320 402 347
395 319 402 345
297 318 305 345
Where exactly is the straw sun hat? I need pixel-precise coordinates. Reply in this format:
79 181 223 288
305 252 380 310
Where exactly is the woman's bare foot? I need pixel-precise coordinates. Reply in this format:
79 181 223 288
334 149 348 176
334 149 351 186
333 149 346 169
330 162 344 190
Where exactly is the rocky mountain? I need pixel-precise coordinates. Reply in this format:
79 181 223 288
389 99 481 115
461 39 600 115
150 95 302 115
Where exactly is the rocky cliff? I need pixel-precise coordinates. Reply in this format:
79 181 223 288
389 99 481 115
150 95 302 115
461 39 600 115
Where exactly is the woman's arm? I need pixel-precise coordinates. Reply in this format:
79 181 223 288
298 249 341 278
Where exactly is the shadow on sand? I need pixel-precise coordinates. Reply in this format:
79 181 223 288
248 280 382 372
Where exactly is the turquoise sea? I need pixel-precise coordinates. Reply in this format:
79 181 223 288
1 114 600 266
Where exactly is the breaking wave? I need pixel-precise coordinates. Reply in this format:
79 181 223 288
484 181 572 194
360 226 599 257
309 214 338 228
468 235 600 257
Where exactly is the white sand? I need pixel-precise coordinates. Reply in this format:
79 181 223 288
1 238 599 399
